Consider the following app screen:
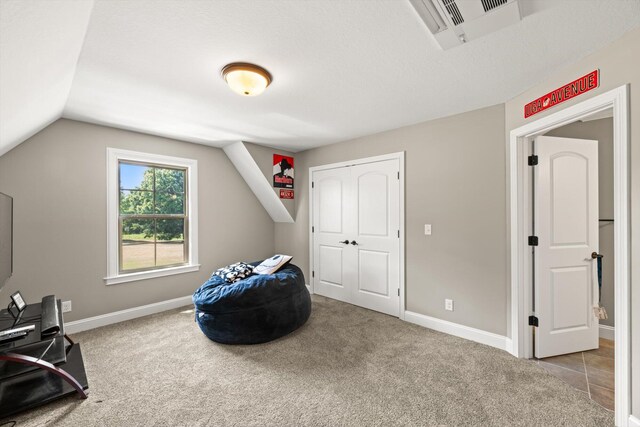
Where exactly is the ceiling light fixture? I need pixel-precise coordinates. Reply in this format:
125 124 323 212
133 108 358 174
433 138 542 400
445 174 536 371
221 62 272 97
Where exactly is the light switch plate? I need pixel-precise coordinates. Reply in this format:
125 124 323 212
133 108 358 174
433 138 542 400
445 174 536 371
424 224 432 235
62 300 72 313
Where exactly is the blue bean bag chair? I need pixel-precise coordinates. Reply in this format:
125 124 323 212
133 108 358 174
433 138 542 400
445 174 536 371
192 262 311 344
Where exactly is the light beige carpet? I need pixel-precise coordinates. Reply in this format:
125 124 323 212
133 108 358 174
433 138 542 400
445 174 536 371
4 295 612 426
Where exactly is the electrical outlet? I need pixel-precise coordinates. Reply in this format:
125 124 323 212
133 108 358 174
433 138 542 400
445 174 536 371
445 299 453 312
62 300 72 313
424 224 432 235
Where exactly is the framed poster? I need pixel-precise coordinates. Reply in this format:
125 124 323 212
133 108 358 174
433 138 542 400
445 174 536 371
273 154 294 189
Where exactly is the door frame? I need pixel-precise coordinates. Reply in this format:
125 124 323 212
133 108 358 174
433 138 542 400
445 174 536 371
308 151 406 319
508 85 629 425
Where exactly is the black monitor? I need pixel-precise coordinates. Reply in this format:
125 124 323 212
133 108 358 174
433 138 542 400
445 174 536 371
0 192 13 291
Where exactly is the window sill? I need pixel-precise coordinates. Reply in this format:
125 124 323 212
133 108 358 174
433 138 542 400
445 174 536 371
104 264 201 285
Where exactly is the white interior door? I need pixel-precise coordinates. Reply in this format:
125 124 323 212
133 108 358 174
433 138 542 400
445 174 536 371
350 161 400 316
312 167 352 302
534 135 599 358
312 158 401 317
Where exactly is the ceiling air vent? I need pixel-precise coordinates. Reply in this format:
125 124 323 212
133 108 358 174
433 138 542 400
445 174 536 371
442 0 464 26
481 0 508 13
409 0 521 50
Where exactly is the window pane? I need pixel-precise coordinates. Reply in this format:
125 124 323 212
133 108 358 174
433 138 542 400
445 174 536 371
121 219 155 271
120 163 153 190
156 219 185 266
156 218 184 242
155 192 184 214
155 168 184 194
115 159 191 274
157 241 185 266
120 190 154 214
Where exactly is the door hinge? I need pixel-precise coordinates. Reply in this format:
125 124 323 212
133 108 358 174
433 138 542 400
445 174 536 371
528 155 538 166
397 171 400 180
312 270 315 278
312 181 315 188
528 315 539 327
397 288 400 296
312 226 315 233
397 230 400 238
528 236 538 246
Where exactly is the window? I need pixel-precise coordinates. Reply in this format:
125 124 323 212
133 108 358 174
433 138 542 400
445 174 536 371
119 162 187 272
106 149 199 285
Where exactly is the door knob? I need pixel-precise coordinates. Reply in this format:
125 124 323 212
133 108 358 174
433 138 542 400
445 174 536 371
339 240 350 244
591 252 603 259
350 240 359 245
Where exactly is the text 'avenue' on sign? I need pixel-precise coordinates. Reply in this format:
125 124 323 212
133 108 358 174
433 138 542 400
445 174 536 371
524 70 599 118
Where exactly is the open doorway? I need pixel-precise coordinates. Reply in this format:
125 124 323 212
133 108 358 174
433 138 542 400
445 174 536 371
532 110 615 410
508 85 630 426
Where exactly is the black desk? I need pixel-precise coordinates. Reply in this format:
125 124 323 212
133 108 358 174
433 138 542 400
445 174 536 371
0 300 88 417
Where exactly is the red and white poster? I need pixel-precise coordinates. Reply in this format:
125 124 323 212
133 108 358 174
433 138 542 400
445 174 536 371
524 70 599 118
273 154 294 189
279 189 294 199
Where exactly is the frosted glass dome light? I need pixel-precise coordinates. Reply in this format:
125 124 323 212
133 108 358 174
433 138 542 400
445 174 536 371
222 63 272 97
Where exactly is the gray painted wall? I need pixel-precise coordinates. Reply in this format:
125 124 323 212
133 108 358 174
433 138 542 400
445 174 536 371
545 118 614 328
0 119 275 321
504 27 639 416
276 104 508 336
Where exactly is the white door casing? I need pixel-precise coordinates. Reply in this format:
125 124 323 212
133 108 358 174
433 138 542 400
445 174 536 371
534 136 599 358
312 158 401 317
508 86 629 426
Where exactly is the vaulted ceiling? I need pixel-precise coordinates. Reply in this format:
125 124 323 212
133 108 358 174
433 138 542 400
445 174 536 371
1 0 639 156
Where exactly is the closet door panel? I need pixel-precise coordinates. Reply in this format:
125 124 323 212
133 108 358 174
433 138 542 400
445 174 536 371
350 160 400 316
312 167 352 303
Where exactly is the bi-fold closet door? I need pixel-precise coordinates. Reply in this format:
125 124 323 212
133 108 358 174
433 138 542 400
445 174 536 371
312 159 400 316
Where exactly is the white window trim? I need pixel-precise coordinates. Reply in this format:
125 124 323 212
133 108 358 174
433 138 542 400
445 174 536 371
105 148 199 285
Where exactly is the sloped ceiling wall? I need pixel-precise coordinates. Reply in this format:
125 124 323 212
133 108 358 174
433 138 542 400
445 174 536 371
0 0 94 157
2 1 640 157
223 141 294 223
243 142 297 220
59 0 640 152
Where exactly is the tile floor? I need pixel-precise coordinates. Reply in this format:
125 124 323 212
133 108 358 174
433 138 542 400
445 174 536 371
536 338 614 411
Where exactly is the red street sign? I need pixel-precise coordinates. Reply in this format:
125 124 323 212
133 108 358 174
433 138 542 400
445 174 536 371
524 70 599 118
280 189 294 199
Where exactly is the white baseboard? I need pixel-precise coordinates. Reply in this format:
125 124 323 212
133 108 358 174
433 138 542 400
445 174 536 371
504 338 514 355
404 311 509 352
629 415 640 427
65 295 193 334
599 324 615 341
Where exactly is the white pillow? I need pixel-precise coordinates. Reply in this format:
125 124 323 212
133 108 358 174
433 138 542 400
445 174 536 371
253 255 293 275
